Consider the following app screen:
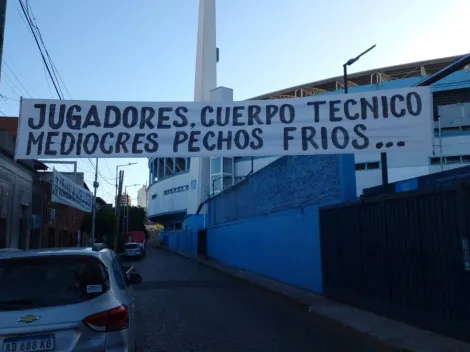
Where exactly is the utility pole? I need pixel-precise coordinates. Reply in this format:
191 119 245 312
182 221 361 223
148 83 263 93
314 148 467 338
0 0 7 82
114 170 124 251
125 195 129 234
115 162 137 216
91 158 99 243
122 184 139 235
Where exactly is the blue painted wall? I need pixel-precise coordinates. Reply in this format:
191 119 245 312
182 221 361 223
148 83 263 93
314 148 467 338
206 154 357 293
165 214 205 255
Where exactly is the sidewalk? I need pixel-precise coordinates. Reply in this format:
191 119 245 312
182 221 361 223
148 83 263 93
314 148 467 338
156 245 470 352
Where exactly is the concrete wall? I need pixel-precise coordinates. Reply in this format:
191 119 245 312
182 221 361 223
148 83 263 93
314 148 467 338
205 154 356 293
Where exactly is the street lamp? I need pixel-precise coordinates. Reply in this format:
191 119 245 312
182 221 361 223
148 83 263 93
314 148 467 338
343 45 376 94
115 162 137 214
124 183 140 199
342 45 388 186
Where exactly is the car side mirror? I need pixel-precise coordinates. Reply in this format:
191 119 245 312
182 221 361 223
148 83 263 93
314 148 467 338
127 272 143 285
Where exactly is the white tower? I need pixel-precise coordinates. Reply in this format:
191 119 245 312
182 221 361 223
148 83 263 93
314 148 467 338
194 0 217 101
187 0 218 214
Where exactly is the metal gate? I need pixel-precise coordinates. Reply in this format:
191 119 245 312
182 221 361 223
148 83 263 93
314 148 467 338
320 183 470 342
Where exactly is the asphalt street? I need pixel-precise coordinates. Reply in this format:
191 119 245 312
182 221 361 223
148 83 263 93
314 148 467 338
126 245 396 352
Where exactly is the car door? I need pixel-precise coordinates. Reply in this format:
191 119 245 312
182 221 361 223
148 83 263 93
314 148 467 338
110 256 136 351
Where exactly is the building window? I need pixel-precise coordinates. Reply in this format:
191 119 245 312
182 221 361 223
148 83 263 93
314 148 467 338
355 162 380 171
175 158 185 172
223 157 233 173
211 158 221 174
223 176 233 189
152 156 191 183
210 175 222 194
210 157 234 195
462 155 470 163
446 156 460 164
166 159 174 176
429 155 470 165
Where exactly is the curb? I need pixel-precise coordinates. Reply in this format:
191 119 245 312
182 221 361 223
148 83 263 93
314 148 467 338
154 245 470 352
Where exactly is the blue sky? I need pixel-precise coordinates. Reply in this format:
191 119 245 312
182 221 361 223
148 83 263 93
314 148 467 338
2 0 469 204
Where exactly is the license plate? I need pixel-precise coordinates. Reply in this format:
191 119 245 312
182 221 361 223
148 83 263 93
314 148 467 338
3 334 54 352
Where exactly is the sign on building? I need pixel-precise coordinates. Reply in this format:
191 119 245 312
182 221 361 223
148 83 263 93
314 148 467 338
15 87 433 159
51 169 93 212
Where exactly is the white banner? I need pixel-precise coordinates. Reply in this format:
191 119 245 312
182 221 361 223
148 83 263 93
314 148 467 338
51 169 93 212
15 87 433 159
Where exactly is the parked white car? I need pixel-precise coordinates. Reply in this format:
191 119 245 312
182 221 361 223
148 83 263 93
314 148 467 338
123 243 145 259
0 244 143 351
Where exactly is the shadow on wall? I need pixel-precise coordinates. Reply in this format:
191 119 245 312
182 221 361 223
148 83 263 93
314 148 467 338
205 154 357 294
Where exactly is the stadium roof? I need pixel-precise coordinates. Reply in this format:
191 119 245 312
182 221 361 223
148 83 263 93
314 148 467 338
250 54 467 100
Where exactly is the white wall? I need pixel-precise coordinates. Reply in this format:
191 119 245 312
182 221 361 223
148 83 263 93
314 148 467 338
137 185 148 208
147 172 201 217
355 132 470 195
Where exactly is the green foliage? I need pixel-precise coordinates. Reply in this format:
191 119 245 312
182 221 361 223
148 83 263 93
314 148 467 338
81 206 115 241
126 206 147 232
81 205 148 251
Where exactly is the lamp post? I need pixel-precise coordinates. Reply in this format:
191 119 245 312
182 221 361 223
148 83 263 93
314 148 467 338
123 183 140 235
342 45 388 186
115 162 137 215
343 45 376 94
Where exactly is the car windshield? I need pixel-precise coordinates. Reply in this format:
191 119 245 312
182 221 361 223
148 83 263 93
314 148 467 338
0 255 109 311
125 243 139 249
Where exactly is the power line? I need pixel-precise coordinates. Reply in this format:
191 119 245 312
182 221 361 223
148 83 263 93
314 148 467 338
24 1 69 99
3 62 32 97
4 56 40 96
87 158 115 186
17 1 116 201
0 94 19 102
42 64 53 98
18 0 62 99
2 72 22 97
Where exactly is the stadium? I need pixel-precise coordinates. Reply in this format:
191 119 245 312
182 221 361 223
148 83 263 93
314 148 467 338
145 0 469 230
147 54 470 228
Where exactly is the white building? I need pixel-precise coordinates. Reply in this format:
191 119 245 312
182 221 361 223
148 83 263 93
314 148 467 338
116 194 131 207
137 184 148 209
146 1 470 228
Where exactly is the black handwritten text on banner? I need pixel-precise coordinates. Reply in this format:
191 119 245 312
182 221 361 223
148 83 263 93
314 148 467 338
51 169 93 212
15 87 433 159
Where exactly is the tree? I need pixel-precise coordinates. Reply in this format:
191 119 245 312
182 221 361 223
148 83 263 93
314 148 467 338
81 207 115 242
126 206 149 239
